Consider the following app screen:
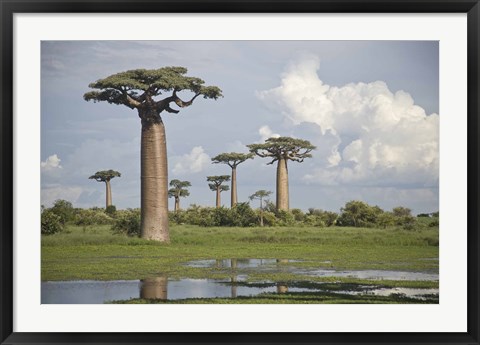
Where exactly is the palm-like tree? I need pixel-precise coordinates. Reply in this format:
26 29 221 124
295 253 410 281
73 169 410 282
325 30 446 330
249 190 272 226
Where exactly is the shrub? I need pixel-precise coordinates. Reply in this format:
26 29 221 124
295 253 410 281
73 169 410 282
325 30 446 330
212 207 232 226
75 209 114 231
111 209 141 237
396 215 417 230
50 199 75 225
106 205 117 216
304 214 325 227
169 210 188 224
197 207 215 227
231 202 257 227
260 211 277 226
275 210 295 226
291 208 305 222
41 209 64 235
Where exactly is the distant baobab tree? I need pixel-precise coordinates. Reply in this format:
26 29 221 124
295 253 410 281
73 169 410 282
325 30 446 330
249 190 272 227
207 175 230 208
211 152 254 208
89 170 121 208
168 179 191 212
84 67 222 242
248 137 315 211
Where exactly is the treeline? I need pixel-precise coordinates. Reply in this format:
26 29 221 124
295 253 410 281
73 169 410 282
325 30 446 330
41 199 439 237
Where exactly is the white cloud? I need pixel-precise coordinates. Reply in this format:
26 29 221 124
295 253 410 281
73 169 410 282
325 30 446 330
258 125 281 142
258 54 439 188
172 146 211 175
41 154 62 171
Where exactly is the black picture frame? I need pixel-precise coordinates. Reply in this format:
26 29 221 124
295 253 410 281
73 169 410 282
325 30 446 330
1 1 479 344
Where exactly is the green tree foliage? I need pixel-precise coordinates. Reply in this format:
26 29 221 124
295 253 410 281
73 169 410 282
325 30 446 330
50 199 75 225
84 67 222 107
338 200 383 227
75 208 115 232
89 170 121 182
376 212 396 229
41 208 64 235
247 137 316 165
305 208 338 227
211 152 254 167
111 209 141 237
172 203 257 227
106 205 117 216
392 206 412 218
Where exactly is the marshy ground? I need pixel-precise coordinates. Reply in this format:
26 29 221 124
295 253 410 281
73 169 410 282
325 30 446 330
41 222 439 304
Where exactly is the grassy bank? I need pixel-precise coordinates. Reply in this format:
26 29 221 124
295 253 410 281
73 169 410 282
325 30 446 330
42 223 438 282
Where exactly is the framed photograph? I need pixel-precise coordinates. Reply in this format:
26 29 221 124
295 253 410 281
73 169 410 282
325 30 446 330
1 1 479 344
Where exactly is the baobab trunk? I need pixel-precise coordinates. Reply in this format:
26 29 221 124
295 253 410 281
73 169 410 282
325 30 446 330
140 116 170 242
105 180 112 208
276 157 289 211
174 196 180 212
216 188 221 208
231 167 237 208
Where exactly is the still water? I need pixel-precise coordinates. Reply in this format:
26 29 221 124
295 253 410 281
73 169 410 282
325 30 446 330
42 259 438 304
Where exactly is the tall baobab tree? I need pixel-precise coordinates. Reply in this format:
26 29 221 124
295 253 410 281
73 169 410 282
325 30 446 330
249 190 272 227
168 179 191 212
248 137 315 211
84 67 222 242
88 170 121 209
207 175 230 208
211 152 254 208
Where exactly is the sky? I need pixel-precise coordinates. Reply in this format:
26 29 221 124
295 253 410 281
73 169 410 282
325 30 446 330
41 41 439 214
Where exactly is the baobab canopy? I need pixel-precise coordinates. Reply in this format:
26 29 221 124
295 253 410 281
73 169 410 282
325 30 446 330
247 137 316 165
84 67 223 111
89 170 121 182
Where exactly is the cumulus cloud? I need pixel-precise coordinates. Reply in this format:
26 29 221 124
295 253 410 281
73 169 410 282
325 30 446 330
172 146 211 175
258 125 281 142
41 154 62 171
258 54 439 188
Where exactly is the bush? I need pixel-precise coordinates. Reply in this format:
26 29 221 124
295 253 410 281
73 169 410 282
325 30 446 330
41 209 64 235
291 208 305 222
259 211 277 226
111 209 141 237
275 210 296 226
396 215 417 230
106 205 117 216
231 202 257 227
50 199 75 225
304 214 325 227
75 209 114 231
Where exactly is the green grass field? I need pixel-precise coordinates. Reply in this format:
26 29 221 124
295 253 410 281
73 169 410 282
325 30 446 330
41 222 439 303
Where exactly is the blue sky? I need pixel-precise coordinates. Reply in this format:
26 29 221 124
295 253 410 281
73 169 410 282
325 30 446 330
41 41 439 214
